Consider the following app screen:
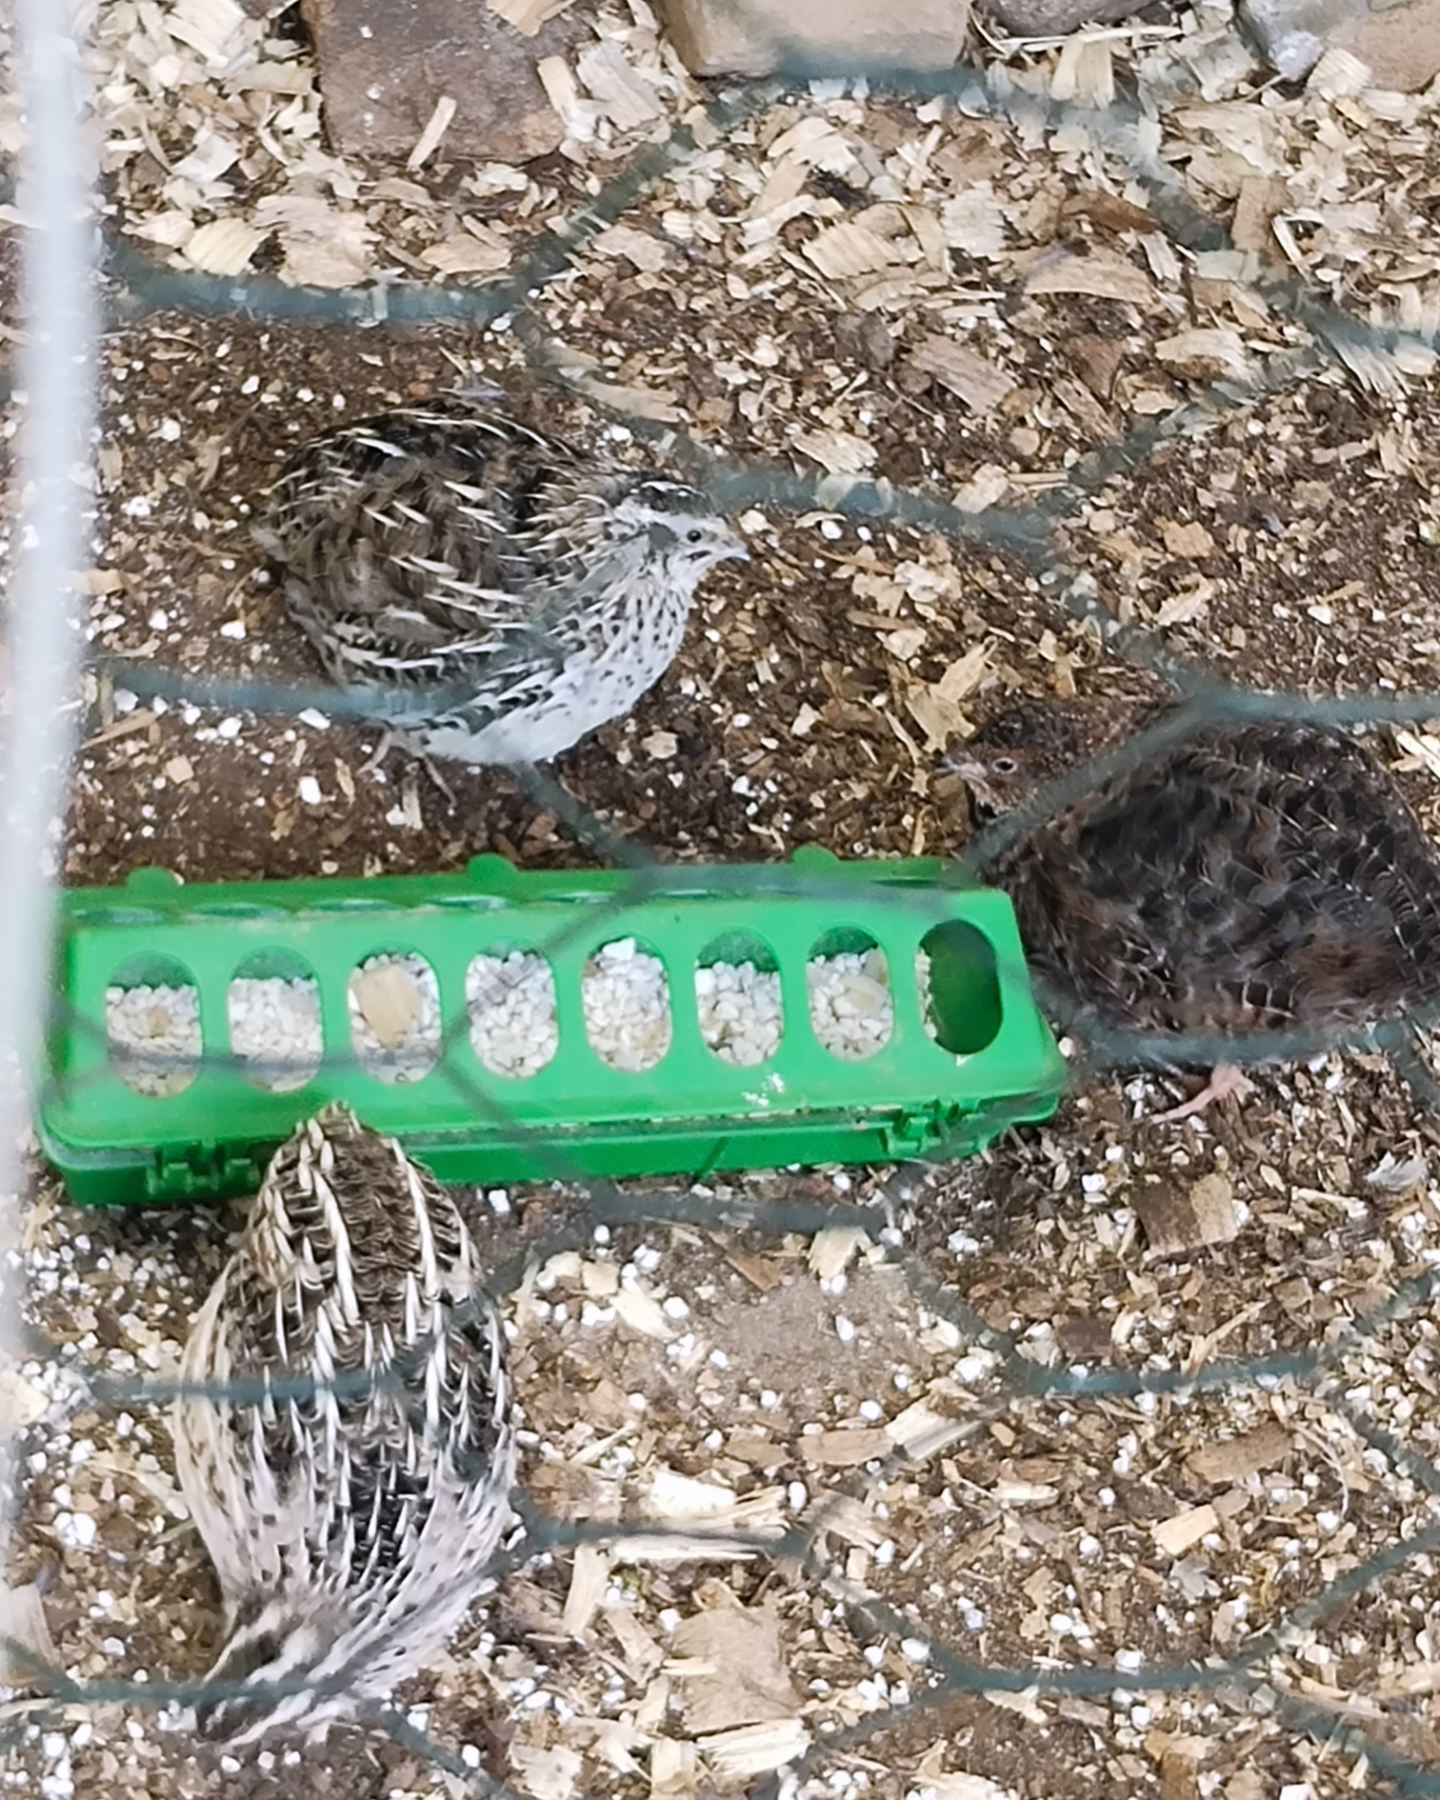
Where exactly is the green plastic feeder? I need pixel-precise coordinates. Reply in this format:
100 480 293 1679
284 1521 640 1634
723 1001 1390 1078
36 847 1066 1206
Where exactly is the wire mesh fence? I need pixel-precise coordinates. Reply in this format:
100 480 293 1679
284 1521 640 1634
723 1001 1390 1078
10 1 1440 1794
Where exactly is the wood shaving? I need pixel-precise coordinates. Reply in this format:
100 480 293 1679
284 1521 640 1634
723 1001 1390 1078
695 1719 810 1781
908 335 1017 412
561 1544 610 1639
940 188 1008 258
1152 1503 1221 1557
251 195 374 290
488 0 579 35
1308 45 1373 99
953 465 1012 512
792 428 876 475
885 1396 970 1459
800 1426 891 1466
537 54 596 141
1025 250 1155 305
349 963 423 1049
672 1603 800 1732
421 228 512 276
1187 1422 1291 1486
407 94 458 171
577 41 664 131
922 1777 1013 1800
646 1469 742 1522
1156 327 1253 380
509 1743 583 1800
1050 35 1114 107
591 223 671 271
807 1225 870 1279
649 1738 699 1798
1160 519 1216 558
166 0 249 67
0 1364 49 1431
183 218 267 276
614 1280 676 1340
0 1583 59 1685
804 221 908 281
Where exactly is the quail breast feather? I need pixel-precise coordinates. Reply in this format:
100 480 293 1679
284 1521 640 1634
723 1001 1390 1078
172 1105 515 1746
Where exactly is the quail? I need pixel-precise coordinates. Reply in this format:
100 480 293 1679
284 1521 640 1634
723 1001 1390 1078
171 1105 515 1746
253 392 749 783
949 698 1440 1120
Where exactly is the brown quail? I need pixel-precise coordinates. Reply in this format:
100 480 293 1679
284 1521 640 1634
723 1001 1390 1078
950 698 1440 1120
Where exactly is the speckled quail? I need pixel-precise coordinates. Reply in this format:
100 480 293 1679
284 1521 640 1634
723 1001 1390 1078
254 392 748 781
172 1105 514 1746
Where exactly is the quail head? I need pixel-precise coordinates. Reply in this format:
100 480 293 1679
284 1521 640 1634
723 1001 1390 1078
950 697 1440 1121
254 392 748 778
171 1105 515 1747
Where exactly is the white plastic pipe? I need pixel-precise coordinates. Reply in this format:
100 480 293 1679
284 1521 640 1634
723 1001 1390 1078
0 0 97 1543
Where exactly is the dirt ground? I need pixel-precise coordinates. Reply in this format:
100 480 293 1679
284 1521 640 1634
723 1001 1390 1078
10 7 1440 1800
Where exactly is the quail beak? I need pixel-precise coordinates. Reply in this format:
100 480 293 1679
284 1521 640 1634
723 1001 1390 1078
940 756 997 813
715 526 751 564
942 755 985 782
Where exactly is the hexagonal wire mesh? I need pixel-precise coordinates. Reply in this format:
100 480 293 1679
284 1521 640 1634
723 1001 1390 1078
9 0 1440 1793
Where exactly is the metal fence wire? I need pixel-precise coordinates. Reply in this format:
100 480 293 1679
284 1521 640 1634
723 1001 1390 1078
11 1 1440 1794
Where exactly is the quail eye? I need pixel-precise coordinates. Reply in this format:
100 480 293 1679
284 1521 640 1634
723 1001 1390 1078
992 756 1018 775
686 528 702 543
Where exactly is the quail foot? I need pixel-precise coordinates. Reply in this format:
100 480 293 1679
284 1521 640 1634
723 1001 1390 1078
253 391 748 787
949 698 1440 1122
172 1105 515 1747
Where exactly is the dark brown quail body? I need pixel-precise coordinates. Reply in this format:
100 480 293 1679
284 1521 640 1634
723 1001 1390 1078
254 392 747 773
950 699 1440 1119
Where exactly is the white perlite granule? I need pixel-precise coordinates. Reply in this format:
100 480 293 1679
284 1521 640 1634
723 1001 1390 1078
582 938 673 1072
228 976 323 1092
106 983 202 1095
347 953 441 1083
696 959 782 1067
806 949 893 1060
467 951 559 1078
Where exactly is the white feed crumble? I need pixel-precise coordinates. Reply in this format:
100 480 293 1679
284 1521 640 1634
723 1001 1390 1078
104 950 933 1098
105 950 937 1098
695 959 782 1067
806 949 893 1060
582 938 673 1072
915 948 989 1060
467 951 560 1078
106 982 202 1096
347 952 442 1083
916 949 938 1042
227 975 323 1092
